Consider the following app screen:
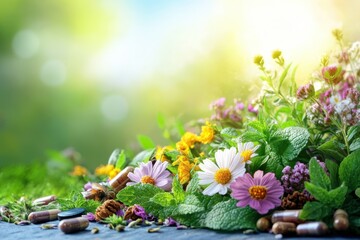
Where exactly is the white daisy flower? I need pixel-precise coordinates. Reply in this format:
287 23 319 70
238 142 260 164
198 147 245 196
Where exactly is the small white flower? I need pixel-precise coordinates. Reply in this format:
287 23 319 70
198 147 245 196
237 142 260 164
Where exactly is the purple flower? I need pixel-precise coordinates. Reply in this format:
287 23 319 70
133 205 148 220
127 161 172 191
164 217 178 227
230 170 284 214
83 212 96 222
83 182 93 191
116 209 124 217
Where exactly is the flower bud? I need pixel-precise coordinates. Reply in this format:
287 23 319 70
254 55 264 67
296 83 315 100
322 64 343 85
272 50 282 59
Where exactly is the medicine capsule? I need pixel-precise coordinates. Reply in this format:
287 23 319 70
256 217 271 232
271 222 296 235
32 195 57 206
109 166 134 193
28 209 61 224
296 221 328 236
333 209 349 231
271 210 304 224
59 217 89 234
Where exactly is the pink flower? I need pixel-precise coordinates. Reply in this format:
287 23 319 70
127 161 172 191
230 170 284 214
322 64 344 85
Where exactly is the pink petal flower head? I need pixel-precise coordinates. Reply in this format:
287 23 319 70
296 83 315 100
127 160 172 191
230 170 284 214
322 64 344 85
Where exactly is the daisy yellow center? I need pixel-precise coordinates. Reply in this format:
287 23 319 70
241 150 253 162
249 185 267 200
214 168 232 184
141 175 155 185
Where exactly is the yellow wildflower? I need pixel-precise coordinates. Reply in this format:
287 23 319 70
172 155 188 166
199 121 215 144
253 55 264 67
181 132 199 148
71 165 88 176
272 50 282 59
155 145 174 162
178 160 193 185
176 141 190 155
109 168 121 179
95 164 114 176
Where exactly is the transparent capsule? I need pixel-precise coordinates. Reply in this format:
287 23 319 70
271 210 304 224
59 217 89 234
28 209 61 224
296 221 328 236
271 222 296 235
109 166 134 193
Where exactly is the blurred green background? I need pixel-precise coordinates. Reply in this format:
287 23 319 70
1 0 360 172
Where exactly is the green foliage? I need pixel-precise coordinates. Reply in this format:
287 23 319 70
172 177 185 203
115 150 127 169
356 188 360 198
318 139 346 163
300 201 333 220
129 148 155 166
325 159 340 189
339 149 360 192
103 215 126 226
308 158 331 190
137 135 156 150
57 191 101 213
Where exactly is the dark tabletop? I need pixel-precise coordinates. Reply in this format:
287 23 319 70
0 221 359 240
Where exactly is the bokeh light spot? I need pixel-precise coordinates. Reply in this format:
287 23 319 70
101 95 128 121
12 29 40 59
40 60 67 86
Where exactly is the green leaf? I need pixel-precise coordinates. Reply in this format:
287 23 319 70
242 131 266 142
299 201 332 220
339 149 360 192
115 150 126 169
151 192 176 207
325 159 340 189
220 127 240 138
318 140 345 162
175 119 185 136
347 125 360 142
349 138 360 152
172 176 185 203
274 127 309 161
247 121 265 132
278 63 292 92
204 199 260 231
309 158 331 190
157 113 166 129
356 188 360 198
137 134 156 149
186 173 200 193
265 152 284 179
129 148 155 166
304 182 347 208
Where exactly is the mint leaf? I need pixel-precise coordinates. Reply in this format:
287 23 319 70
265 152 284 178
339 149 360 192
151 192 175 207
172 176 185 203
309 158 331 190
299 201 332 220
318 139 345 162
137 134 156 149
205 199 260 231
186 173 200 193
304 182 347 208
115 149 126 169
325 159 340 189
327 184 348 208
350 138 360 152
220 127 240 138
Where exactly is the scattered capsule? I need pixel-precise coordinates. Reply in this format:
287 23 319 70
15 220 31 225
109 166 134 193
296 221 328 236
271 222 296 235
115 225 125 232
59 217 89 234
91 227 99 234
32 195 57 206
28 209 61 224
333 209 349 231
145 220 154 226
41 223 57 229
256 217 271 232
271 210 304 224
128 218 142 228
148 227 161 233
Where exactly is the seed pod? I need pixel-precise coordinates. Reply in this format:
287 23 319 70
271 222 296 235
148 227 161 233
256 217 271 232
59 217 89 234
296 221 328 236
333 209 349 231
109 166 134 193
115 225 125 232
28 209 61 224
271 210 304 224
91 227 99 234
32 195 57 206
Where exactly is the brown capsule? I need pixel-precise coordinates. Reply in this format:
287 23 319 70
28 209 61 224
59 217 89 234
256 217 271 232
333 216 349 231
271 222 296 235
271 210 304 224
33 195 57 206
334 209 348 219
109 166 134 193
296 221 328 236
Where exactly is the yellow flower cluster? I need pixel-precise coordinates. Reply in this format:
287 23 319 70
95 164 115 176
71 165 88 176
155 145 174 162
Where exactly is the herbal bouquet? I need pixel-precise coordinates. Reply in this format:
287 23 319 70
2 30 360 236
